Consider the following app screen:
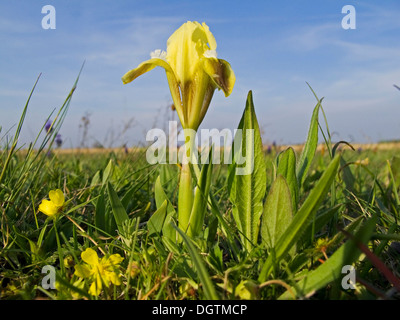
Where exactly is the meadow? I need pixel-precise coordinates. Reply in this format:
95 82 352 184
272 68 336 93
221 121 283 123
1 69 400 301
2 18 400 301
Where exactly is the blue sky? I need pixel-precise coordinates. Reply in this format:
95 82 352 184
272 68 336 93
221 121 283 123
1 0 399 148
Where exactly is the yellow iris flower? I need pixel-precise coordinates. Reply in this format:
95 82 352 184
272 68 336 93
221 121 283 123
38 189 65 218
74 248 124 296
122 21 235 130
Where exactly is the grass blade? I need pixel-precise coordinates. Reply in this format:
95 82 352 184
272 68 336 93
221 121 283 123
296 97 321 187
173 223 219 300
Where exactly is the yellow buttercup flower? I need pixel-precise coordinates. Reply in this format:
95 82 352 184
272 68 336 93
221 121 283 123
38 189 65 218
122 21 235 130
74 248 124 296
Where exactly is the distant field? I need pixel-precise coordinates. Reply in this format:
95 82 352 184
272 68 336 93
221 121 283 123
48 141 400 155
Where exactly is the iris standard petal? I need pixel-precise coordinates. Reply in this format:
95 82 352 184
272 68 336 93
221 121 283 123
201 22 217 51
166 21 212 85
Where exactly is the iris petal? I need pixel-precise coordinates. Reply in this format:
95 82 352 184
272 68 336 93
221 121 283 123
122 57 185 127
202 58 236 97
121 57 170 84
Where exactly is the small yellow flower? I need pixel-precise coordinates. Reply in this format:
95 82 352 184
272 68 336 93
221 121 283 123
38 189 65 218
74 248 124 296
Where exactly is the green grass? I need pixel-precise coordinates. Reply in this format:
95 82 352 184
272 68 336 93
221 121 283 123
1 76 400 300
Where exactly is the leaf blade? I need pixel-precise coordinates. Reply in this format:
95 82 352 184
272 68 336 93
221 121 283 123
261 175 293 250
229 91 267 251
107 182 129 235
276 147 298 212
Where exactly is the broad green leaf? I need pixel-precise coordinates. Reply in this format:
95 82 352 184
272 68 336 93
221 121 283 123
390 156 400 189
107 182 129 235
36 221 49 249
261 175 293 250
90 170 101 188
387 159 400 207
154 176 177 241
188 153 213 238
278 214 377 299
147 200 168 236
227 109 245 197
340 157 355 193
276 147 298 211
102 159 114 185
28 239 40 264
159 164 177 194
229 91 267 251
173 223 219 300
94 188 106 231
296 99 321 187
155 176 172 210
259 154 341 282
